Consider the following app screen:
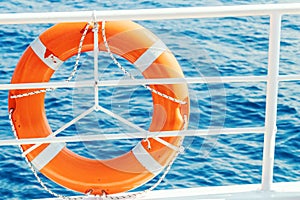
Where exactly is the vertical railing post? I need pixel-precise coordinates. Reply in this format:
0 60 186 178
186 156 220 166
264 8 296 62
93 14 99 110
261 13 282 191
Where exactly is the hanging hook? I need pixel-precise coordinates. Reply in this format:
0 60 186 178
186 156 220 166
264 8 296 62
143 138 151 150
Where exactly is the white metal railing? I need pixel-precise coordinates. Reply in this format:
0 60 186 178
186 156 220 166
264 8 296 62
0 127 265 146
0 3 299 195
0 3 299 24
1 75 300 90
262 12 281 191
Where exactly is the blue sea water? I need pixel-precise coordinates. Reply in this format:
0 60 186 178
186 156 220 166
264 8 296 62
0 0 299 199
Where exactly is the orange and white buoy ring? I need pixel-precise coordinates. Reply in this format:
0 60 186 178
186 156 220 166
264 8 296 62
8 21 189 195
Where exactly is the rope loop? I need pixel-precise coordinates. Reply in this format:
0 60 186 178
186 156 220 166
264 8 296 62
101 20 187 105
10 22 91 99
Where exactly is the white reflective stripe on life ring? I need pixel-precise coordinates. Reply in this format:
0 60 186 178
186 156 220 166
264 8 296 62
134 39 167 73
31 142 66 171
30 37 63 71
132 142 163 175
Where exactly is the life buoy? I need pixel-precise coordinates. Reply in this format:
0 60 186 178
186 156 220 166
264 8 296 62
9 21 189 195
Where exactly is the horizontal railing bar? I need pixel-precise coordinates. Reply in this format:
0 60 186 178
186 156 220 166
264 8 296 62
42 182 300 200
278 74 300 82
0 4 299 25
1 75 300 90
0 80 93 90
0 127 265 146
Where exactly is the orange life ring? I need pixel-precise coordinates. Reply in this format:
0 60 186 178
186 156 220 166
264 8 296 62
9 21 189 195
